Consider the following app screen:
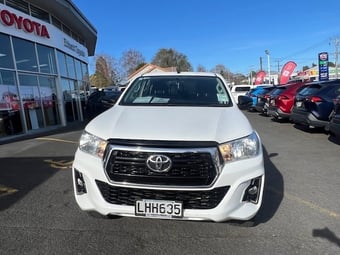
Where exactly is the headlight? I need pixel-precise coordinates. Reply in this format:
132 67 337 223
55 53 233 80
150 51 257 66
218 132 260 162
79 131 107 159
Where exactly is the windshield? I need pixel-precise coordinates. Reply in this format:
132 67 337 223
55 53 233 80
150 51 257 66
120 76 232 106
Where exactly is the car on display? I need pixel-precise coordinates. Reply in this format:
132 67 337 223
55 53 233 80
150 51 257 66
254 86 280 115
72 72 265 223
329 94 340 139
85 90 122 120
230 84 253 104
267 82 307 120
246 85 274 112
290 80 340 130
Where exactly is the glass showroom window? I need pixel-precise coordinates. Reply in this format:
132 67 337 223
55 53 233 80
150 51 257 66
0 33 14 69
81 62 88 80
12 38 38 72
18 74 43 130
57 50 68 77
75 59 82 81
61 78 80 122
66 55 76 79
37 44 57 74
38 75 60 126
0 70 23 136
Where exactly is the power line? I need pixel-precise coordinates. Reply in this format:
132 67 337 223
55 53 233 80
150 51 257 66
279 37 333 62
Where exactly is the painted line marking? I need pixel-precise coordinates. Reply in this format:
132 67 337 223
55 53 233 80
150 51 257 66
44 159 73 170
35 137 78 144
0 184 18 198
268 186 340 220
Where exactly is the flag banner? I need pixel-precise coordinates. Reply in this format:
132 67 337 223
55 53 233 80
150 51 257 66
279 61 297 84
254 71 266 85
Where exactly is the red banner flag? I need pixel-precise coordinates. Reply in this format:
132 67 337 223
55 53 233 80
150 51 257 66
279 61 297 84
254 71 266 85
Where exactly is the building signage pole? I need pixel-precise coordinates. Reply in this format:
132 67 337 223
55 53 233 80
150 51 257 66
318 52 329 81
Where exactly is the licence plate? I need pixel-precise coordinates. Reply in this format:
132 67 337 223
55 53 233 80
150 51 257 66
135 199 183 219
296 101 302 107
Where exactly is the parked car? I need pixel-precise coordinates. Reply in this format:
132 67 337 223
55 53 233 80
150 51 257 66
72 72 265 223
85 90 122 120
290 80 340 130
329 94 340 139
237 85 273 111
230 84 253 104
255 86 279 115
267 82 307 120
247 85 275 112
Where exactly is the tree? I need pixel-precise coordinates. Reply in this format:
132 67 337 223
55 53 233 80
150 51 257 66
196 64 207 72
210 64 232 81
151 48 193 71
120 49 146 76
302 65 310 71
90 54 121 88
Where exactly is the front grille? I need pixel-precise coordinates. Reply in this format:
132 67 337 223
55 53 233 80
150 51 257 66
96 180 229 209
104 146 218 186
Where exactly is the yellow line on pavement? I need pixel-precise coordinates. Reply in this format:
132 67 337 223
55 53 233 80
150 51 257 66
0 184 18 197
35 137 78 144
44 159 73 170
268 186 340 220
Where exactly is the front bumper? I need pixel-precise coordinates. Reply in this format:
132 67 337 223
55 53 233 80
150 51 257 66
72 148 265 222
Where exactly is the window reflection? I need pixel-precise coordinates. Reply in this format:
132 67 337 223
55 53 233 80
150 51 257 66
0 33 14 69
39 76 60 126
75 59 82 80
0 70 22 135
13 38 38 72
66 55 76 79
37 45 57 74
18 74 43 129
57 51 68 77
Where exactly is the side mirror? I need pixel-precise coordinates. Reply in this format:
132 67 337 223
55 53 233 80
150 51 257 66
237 95 253 110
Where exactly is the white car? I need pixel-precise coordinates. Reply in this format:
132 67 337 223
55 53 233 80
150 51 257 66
230 84 253 103
72 72 265 223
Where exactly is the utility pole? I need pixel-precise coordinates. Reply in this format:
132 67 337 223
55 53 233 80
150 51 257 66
265 50 270 83
335 38 339 79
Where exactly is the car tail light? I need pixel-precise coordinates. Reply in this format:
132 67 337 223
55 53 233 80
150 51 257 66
310 96 323 103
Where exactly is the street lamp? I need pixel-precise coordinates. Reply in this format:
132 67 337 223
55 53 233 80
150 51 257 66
265 50 271 84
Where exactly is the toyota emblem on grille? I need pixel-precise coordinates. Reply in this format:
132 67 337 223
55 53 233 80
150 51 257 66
146 155 172 172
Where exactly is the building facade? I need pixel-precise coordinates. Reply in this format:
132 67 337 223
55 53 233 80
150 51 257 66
0 0 96 139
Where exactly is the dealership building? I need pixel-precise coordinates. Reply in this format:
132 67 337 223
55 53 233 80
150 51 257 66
0 0 96 140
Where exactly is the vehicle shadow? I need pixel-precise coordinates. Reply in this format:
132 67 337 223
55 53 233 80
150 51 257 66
292 123 326 134
0 156 73 211
327 134 340 145
0 121 86 145
313 227 340 248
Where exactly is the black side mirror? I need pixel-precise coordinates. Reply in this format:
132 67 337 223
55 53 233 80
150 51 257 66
237 95 253 110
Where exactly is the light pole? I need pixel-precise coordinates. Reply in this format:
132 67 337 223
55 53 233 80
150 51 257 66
265 50 271 84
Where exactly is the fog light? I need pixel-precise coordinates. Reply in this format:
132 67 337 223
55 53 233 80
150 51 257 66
74 169 87 194
243 176 262 204
248 186 258 196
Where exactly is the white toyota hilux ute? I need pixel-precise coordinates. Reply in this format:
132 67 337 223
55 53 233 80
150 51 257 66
72 72 265 223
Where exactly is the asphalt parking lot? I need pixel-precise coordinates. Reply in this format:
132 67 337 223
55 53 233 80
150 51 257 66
0 111 339 255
